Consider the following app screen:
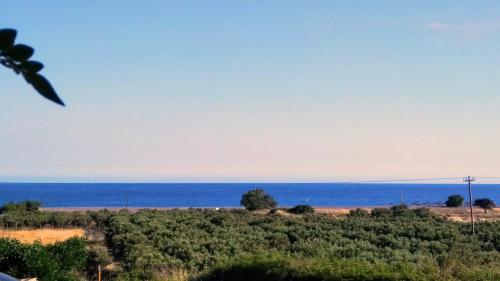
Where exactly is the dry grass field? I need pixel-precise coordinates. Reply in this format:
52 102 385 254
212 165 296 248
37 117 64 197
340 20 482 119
315 207 358 217
430 207 500 222
0 228 85 244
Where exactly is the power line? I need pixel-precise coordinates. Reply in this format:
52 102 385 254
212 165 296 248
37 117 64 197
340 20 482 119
329 176 500 184
476 176 500 180
350 177 464 183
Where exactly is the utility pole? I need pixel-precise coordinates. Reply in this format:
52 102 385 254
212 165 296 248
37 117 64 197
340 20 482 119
463 176 475 234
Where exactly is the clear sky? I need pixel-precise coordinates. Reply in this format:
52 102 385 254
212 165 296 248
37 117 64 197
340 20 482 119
1 1 500 182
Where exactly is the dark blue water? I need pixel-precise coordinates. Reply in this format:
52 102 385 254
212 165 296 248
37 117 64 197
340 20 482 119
0 183 498 208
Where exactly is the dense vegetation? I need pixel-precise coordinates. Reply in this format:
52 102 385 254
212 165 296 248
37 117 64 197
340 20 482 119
445 195 464 208
240 189 277 211
0 201 100 229
0 202 499 281
0 237 87 281
0 200 41 213
105 206 500 281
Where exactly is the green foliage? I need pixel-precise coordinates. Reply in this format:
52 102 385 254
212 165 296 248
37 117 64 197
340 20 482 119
288 205 314 214
370 207 392 218
0 200 41 214
1 207 499 280
446 195 464 208
102 208 499 280
193 253 439 281
0 28 64 106
0 237 88 281
240 189 277 211
390 204 410 216
348 208 370 218
474 198 496 213
0 202 100 228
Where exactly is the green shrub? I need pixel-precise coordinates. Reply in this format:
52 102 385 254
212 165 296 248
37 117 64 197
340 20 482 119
0 237 88 281
240 189 277 211
446 195 464 208
474 198 496 213
288 205 314 214
348 208 370 218
370 208 392 218
193 253 438 281
390 204 410 216
0 200 42 214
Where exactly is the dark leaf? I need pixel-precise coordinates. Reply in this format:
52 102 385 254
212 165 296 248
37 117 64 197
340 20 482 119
25 73 65 106
21 61 44 73
0 29 17 51
5 44 34 62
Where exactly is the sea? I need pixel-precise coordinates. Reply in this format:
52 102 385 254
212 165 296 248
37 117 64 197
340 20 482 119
0 183 499 208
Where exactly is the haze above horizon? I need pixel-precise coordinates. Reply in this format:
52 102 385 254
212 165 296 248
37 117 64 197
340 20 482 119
2 1 500 182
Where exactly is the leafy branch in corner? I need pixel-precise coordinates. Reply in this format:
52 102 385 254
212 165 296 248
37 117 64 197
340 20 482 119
0 28 64 106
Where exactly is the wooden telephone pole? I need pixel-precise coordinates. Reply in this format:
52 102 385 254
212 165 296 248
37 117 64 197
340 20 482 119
463 176 475 234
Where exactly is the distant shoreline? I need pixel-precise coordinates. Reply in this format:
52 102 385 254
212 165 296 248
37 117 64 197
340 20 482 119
39 205 447 212
39 206 500 222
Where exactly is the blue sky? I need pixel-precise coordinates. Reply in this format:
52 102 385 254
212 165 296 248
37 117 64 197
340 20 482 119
2 1 500 182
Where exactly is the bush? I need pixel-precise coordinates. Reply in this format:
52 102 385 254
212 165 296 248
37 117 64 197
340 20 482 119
0 200 42 214
240 189 277 211
370 208 392 218
474 198 496 213
288 205 314 214
193 253 438 281
348 208 370 218
390 204 409 216
0 237 88 281
446 195 464 208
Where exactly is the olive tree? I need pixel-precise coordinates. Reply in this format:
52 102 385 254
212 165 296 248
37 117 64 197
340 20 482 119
240 188 277 211
474 198 496 213
445 194 464 207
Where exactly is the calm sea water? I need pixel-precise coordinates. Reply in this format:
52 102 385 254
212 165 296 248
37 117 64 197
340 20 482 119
0 183 499 208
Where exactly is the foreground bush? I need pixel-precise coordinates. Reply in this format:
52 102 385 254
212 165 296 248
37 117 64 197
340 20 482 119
193 253 432 281
193 253 500 281
0 237 88 281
